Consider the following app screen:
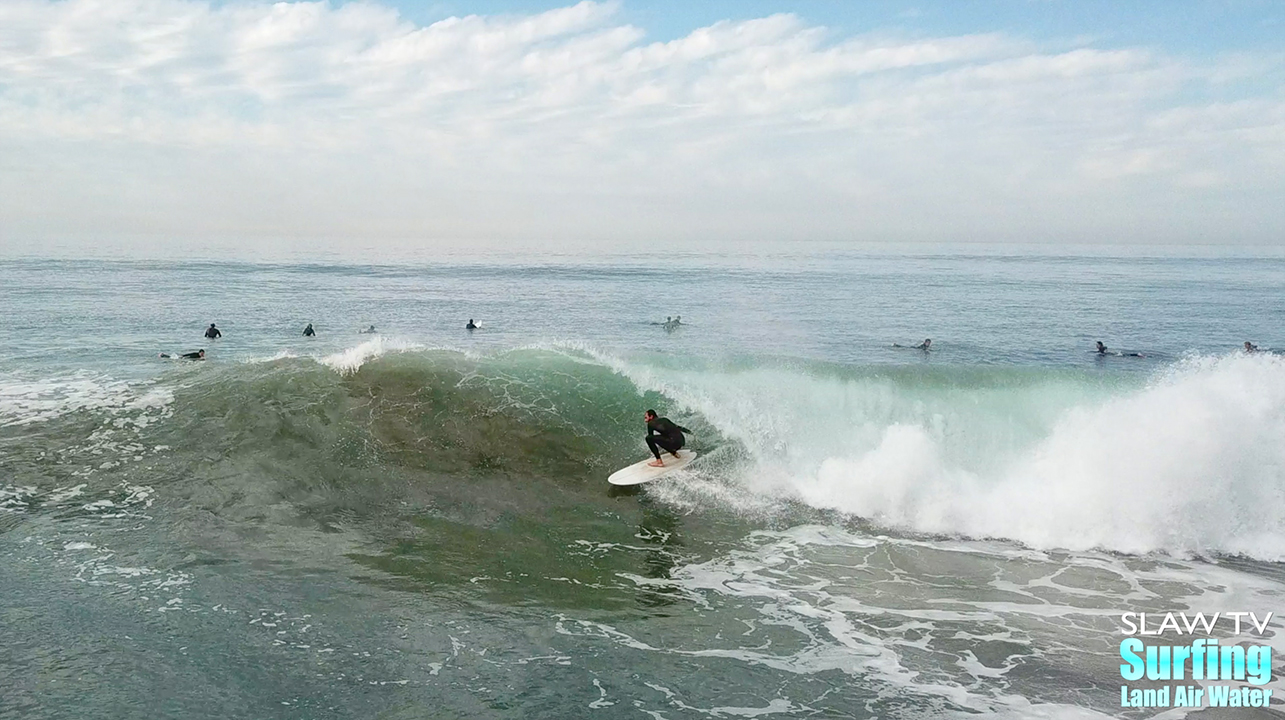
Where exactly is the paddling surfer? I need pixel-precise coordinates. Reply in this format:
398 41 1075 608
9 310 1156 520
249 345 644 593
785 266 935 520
1096 340 1145 357
644 409 690 467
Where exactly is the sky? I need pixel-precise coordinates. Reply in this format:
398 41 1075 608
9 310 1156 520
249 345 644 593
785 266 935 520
1 0 1282 254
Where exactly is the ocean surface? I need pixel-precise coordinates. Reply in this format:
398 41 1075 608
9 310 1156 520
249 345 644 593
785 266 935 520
3 244 1285 719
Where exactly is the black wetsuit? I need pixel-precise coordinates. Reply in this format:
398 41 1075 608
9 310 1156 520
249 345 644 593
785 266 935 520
303 325 315 337
205 326 221 339
646 417 690 459
466 322 477 330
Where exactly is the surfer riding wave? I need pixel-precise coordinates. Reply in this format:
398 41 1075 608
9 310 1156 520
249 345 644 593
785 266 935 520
644 409 690 467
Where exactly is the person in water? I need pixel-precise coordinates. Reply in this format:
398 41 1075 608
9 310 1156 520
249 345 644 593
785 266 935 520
644 409 690 467
205 323 221 339
1245 341 1259 353
893 338 930 350
359 325 376 334
466 319 478 330
303 323 315 337
160 349 205 360
1097 340 1144 358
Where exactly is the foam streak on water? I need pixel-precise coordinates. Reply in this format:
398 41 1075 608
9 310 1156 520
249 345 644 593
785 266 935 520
627 525 1285 718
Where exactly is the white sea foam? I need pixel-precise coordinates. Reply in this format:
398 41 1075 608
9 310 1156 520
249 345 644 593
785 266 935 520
0 373 172 427
792 354 1285 557
612 524 1285 719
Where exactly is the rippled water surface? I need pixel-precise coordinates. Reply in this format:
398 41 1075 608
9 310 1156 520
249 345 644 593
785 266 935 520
3 245 1284 719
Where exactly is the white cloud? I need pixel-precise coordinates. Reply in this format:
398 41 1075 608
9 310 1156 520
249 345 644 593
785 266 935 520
0 0 1282 250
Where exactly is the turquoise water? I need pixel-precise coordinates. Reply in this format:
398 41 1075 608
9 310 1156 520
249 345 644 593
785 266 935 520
3 246 1285 719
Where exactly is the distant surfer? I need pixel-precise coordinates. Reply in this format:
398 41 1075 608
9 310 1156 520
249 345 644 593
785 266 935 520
359 325 377 334
303 323 315 337
160 349 205 360
466 319 478 330
1245 341 1259 353
644 409 690 467
204 323 221 339
663 316 683 332
893 338 931 350
1096 341 1144 358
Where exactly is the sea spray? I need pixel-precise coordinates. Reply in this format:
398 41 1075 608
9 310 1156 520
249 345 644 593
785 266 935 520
764 354 1285 556
319 336 427 374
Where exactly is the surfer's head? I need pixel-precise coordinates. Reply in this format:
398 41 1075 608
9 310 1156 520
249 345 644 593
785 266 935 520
644 409 657 421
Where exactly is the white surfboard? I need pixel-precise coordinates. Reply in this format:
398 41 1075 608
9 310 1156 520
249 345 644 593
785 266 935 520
607 450 698 486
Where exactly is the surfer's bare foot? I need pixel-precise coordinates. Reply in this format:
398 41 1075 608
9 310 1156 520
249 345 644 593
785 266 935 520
648 459 664 467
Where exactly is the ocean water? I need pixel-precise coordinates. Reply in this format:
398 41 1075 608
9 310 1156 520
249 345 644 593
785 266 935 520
3 245 1285 719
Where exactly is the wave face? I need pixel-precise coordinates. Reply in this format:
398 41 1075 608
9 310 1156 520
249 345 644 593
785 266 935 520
151 347 672 490
9 345 1284 559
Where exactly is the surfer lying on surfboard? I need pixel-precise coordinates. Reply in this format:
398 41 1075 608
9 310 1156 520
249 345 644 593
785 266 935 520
645 409 690 467
1096 341 1145 357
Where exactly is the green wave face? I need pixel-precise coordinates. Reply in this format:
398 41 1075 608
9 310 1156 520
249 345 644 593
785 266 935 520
155 348 686 483
1 349 743 612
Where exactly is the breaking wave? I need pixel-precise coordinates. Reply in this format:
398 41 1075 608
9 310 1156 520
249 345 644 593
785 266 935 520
7 343 1283 559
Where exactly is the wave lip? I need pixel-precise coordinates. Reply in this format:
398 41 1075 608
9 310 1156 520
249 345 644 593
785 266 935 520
318 336 426 374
